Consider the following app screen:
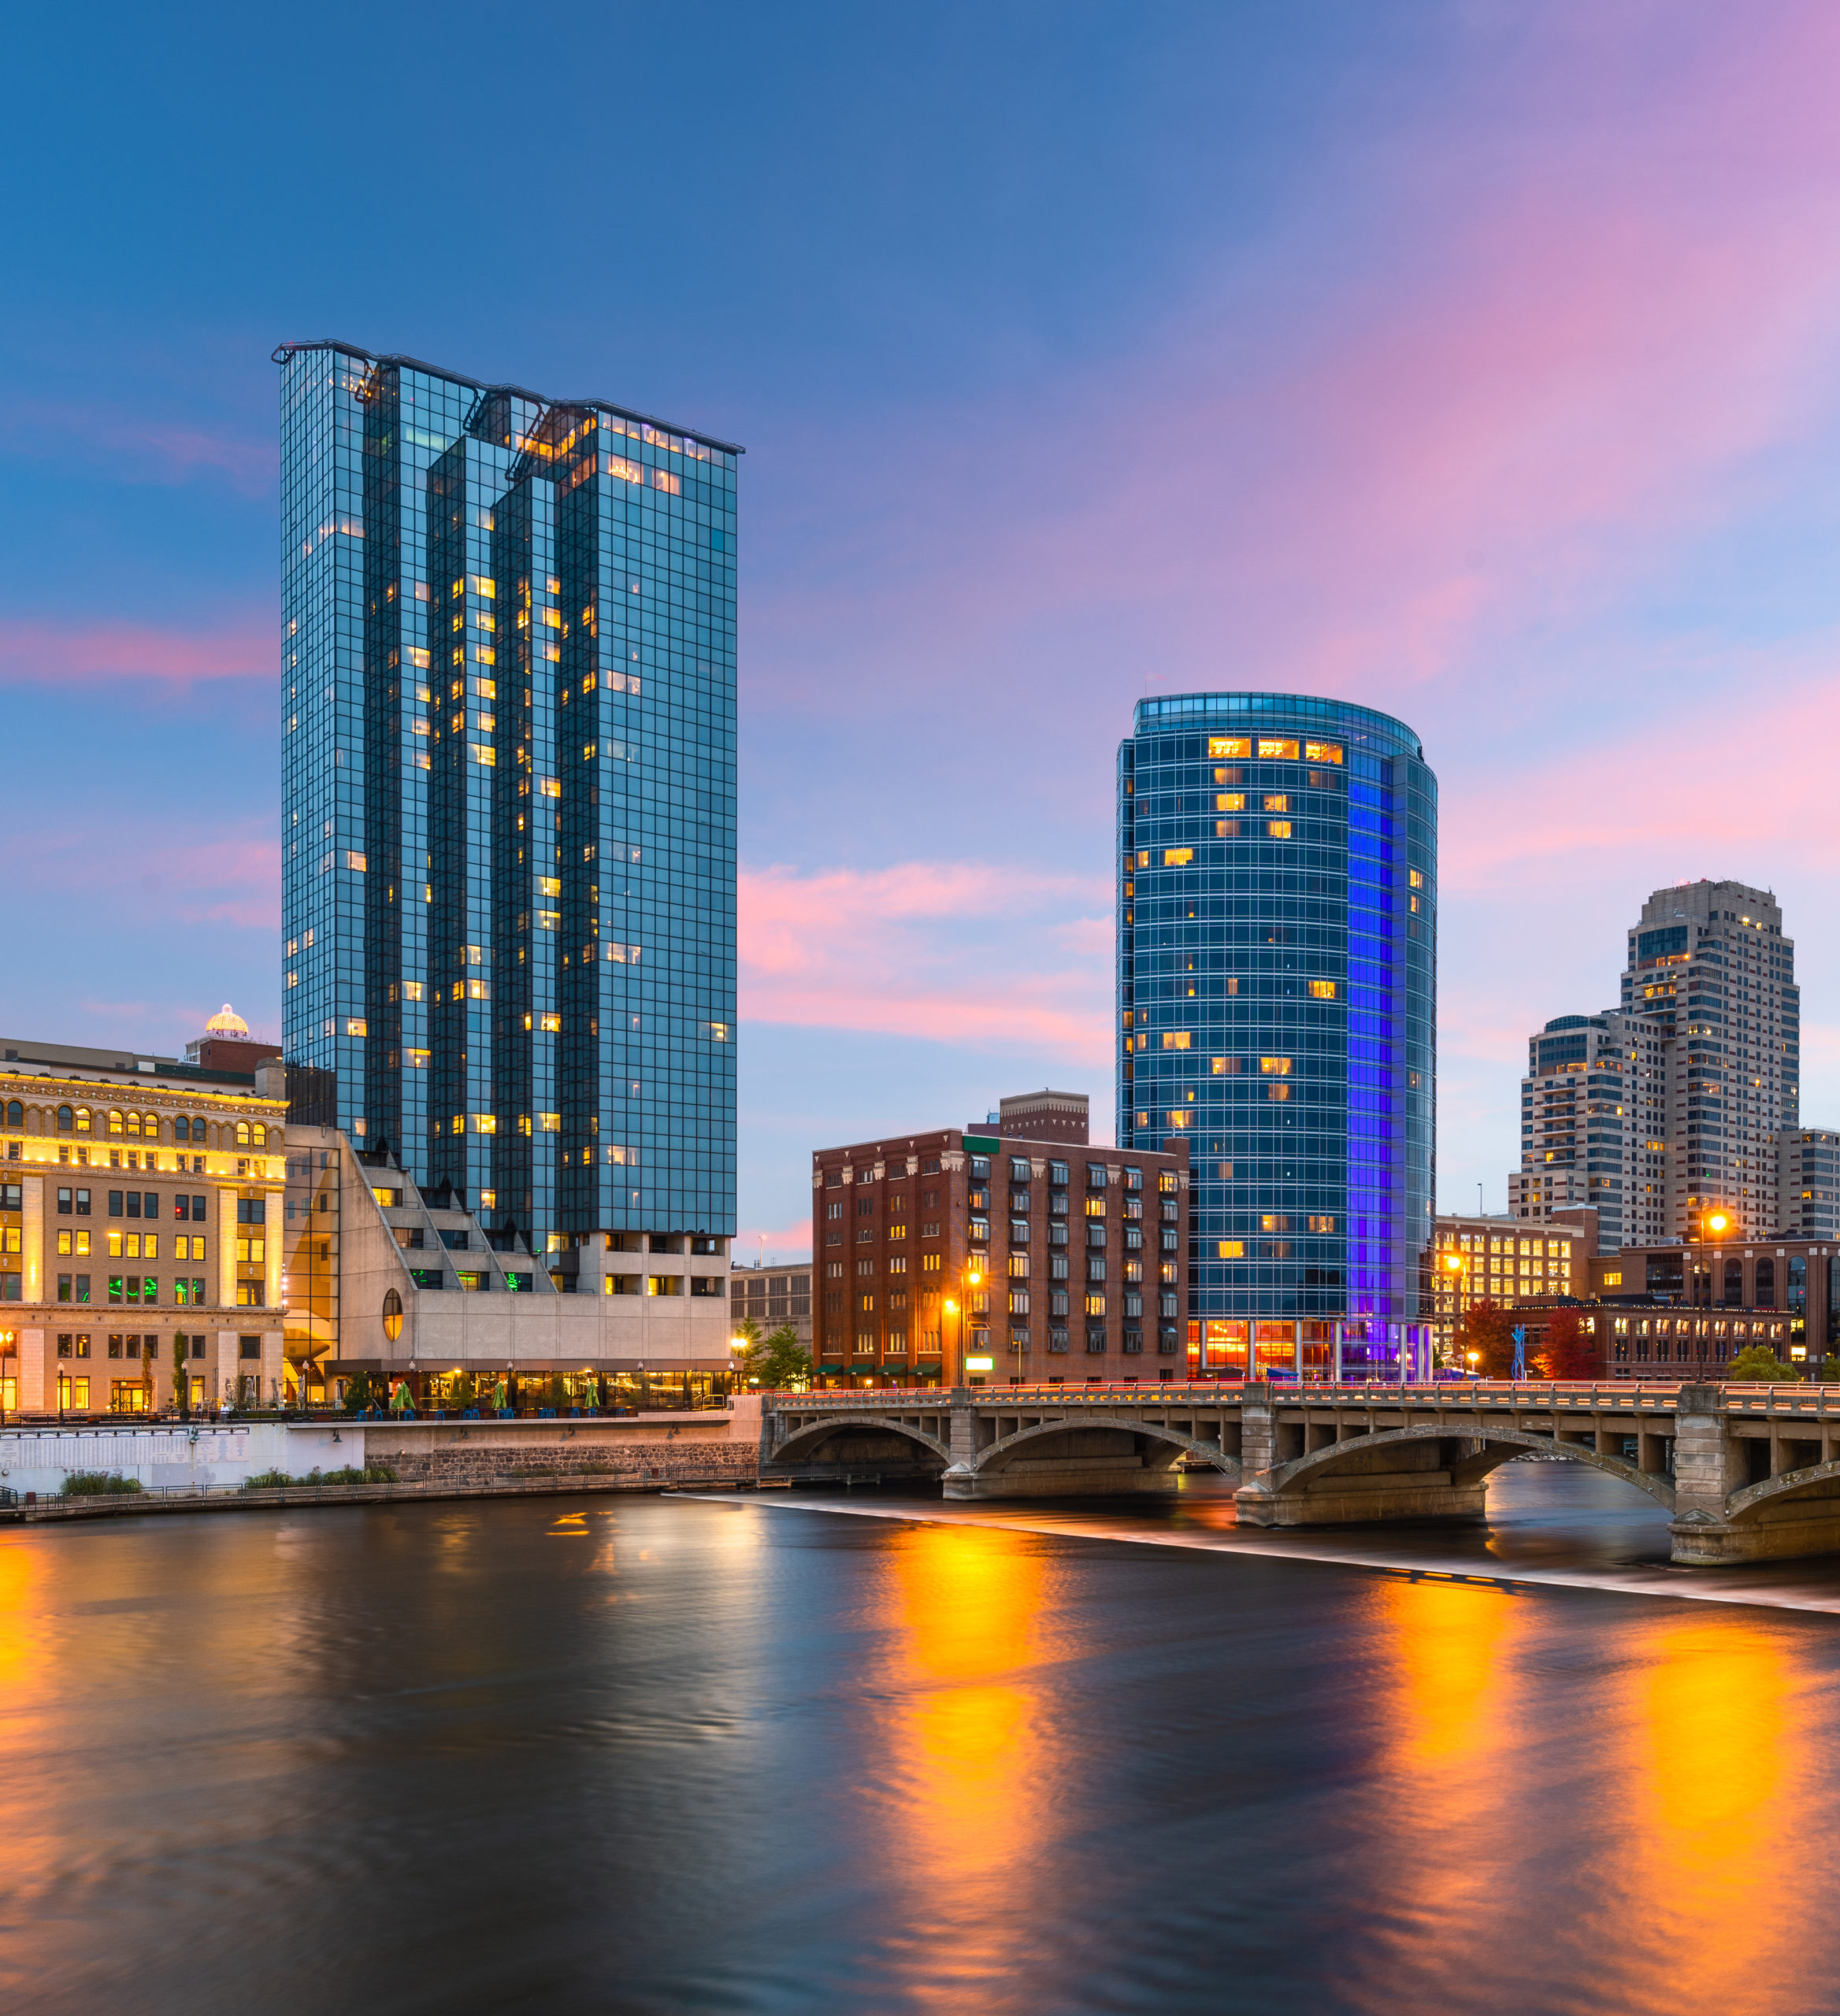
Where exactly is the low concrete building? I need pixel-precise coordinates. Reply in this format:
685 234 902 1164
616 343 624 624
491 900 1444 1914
286 1125 732 1406
728 1262 813 1354
0 1025 287 1416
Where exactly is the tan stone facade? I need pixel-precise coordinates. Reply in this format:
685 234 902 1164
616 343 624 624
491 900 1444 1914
1426 1210 1593 1364
0 1044 287 1416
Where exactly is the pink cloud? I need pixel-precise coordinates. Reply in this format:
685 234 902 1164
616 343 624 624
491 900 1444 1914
740 861 1113 1061
0 617 271 691
12 819 279 932
745 5 1840 744
0 400 274 496
733 1218 814 1266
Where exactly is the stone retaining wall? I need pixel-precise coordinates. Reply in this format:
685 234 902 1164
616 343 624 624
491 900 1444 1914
373 1437 757 1485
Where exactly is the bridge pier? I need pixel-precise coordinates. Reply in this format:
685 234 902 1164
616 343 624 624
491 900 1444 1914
943 1423 1183 1499
1668 1384 1840 1563
1236 1435 1488 1529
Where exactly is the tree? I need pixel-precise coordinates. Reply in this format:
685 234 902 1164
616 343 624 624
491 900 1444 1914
172 1334 191 1421
736 1321 811 1391
1454 1299 1516 1379
1534 1308 1598 1381
1729 1343 1801 1383
343 1369 379 1415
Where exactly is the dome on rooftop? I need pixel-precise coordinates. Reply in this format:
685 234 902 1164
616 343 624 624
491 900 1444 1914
205 1003 250 1036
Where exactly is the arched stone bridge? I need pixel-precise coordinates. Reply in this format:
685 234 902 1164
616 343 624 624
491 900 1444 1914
760 1380 1840 1567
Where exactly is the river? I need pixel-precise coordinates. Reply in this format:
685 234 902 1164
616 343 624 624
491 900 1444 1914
2 1464 1838 2014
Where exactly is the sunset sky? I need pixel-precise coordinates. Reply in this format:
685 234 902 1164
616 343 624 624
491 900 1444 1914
5 2 1840 1257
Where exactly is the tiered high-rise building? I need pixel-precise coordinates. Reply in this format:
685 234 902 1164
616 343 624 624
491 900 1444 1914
1510 879 1804 1247
1622 880 1797 1242
276 341 739 1265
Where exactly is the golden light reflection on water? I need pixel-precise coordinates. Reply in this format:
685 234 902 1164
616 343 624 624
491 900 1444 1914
1385 1578 1520 1770
880 1524 1048 2002
1359 1576 1822 2014
0 1540 34 1692
1614 1618 1805 2008
1367 1577 1529 1947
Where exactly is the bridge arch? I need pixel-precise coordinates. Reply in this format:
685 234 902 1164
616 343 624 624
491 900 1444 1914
1264 1422 1676 1513
1725 1456 1840 1523
768 1412 949 1471
974 1414 1237 1479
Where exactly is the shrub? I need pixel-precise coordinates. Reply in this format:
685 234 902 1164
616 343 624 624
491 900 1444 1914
241 1464 399 1492
1728 1345 1801 1384
59 1471 142 1497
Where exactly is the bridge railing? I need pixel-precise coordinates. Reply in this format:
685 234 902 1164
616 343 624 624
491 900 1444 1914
765 1380 1696 1410
764 1380 1840 1414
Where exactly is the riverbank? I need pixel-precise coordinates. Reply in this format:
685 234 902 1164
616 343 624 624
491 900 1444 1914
0 1399 766 1511
4 1467 770 1523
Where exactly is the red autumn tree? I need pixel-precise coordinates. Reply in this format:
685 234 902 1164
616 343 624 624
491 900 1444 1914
1454 1298 1516 1378
1534 1308 1598 1381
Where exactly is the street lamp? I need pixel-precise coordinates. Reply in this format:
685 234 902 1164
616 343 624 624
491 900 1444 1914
952 1262 987 1388
1441 1250 1467 1375
1466 1349 1480 1383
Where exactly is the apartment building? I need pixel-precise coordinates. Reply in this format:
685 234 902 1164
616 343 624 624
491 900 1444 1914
1508 1012 1655 1249
1779 1128 1840 1242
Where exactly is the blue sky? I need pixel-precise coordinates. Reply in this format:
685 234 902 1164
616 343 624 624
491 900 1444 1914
5 2 1840 1259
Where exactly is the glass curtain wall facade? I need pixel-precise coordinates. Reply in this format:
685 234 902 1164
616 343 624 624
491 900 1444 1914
277 342 738 1255
1118 694 1435 1378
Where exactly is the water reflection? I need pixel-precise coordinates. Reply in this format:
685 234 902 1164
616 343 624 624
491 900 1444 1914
1616 1618 1804 2008
1383 1577 1522 1770
880 1523 1048 2005
1363 1577 1530 1969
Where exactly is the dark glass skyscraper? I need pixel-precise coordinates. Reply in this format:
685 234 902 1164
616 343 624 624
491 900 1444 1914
1117 694 1435 1377
277 342 737 1256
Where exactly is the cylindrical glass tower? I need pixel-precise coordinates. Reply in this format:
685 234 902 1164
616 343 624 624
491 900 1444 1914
1117 693 1435 1379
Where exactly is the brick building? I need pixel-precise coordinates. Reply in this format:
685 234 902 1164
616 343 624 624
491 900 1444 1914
1504 1298 1797 1380
1591 1236 1838 1364
812 1093 1190 1387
